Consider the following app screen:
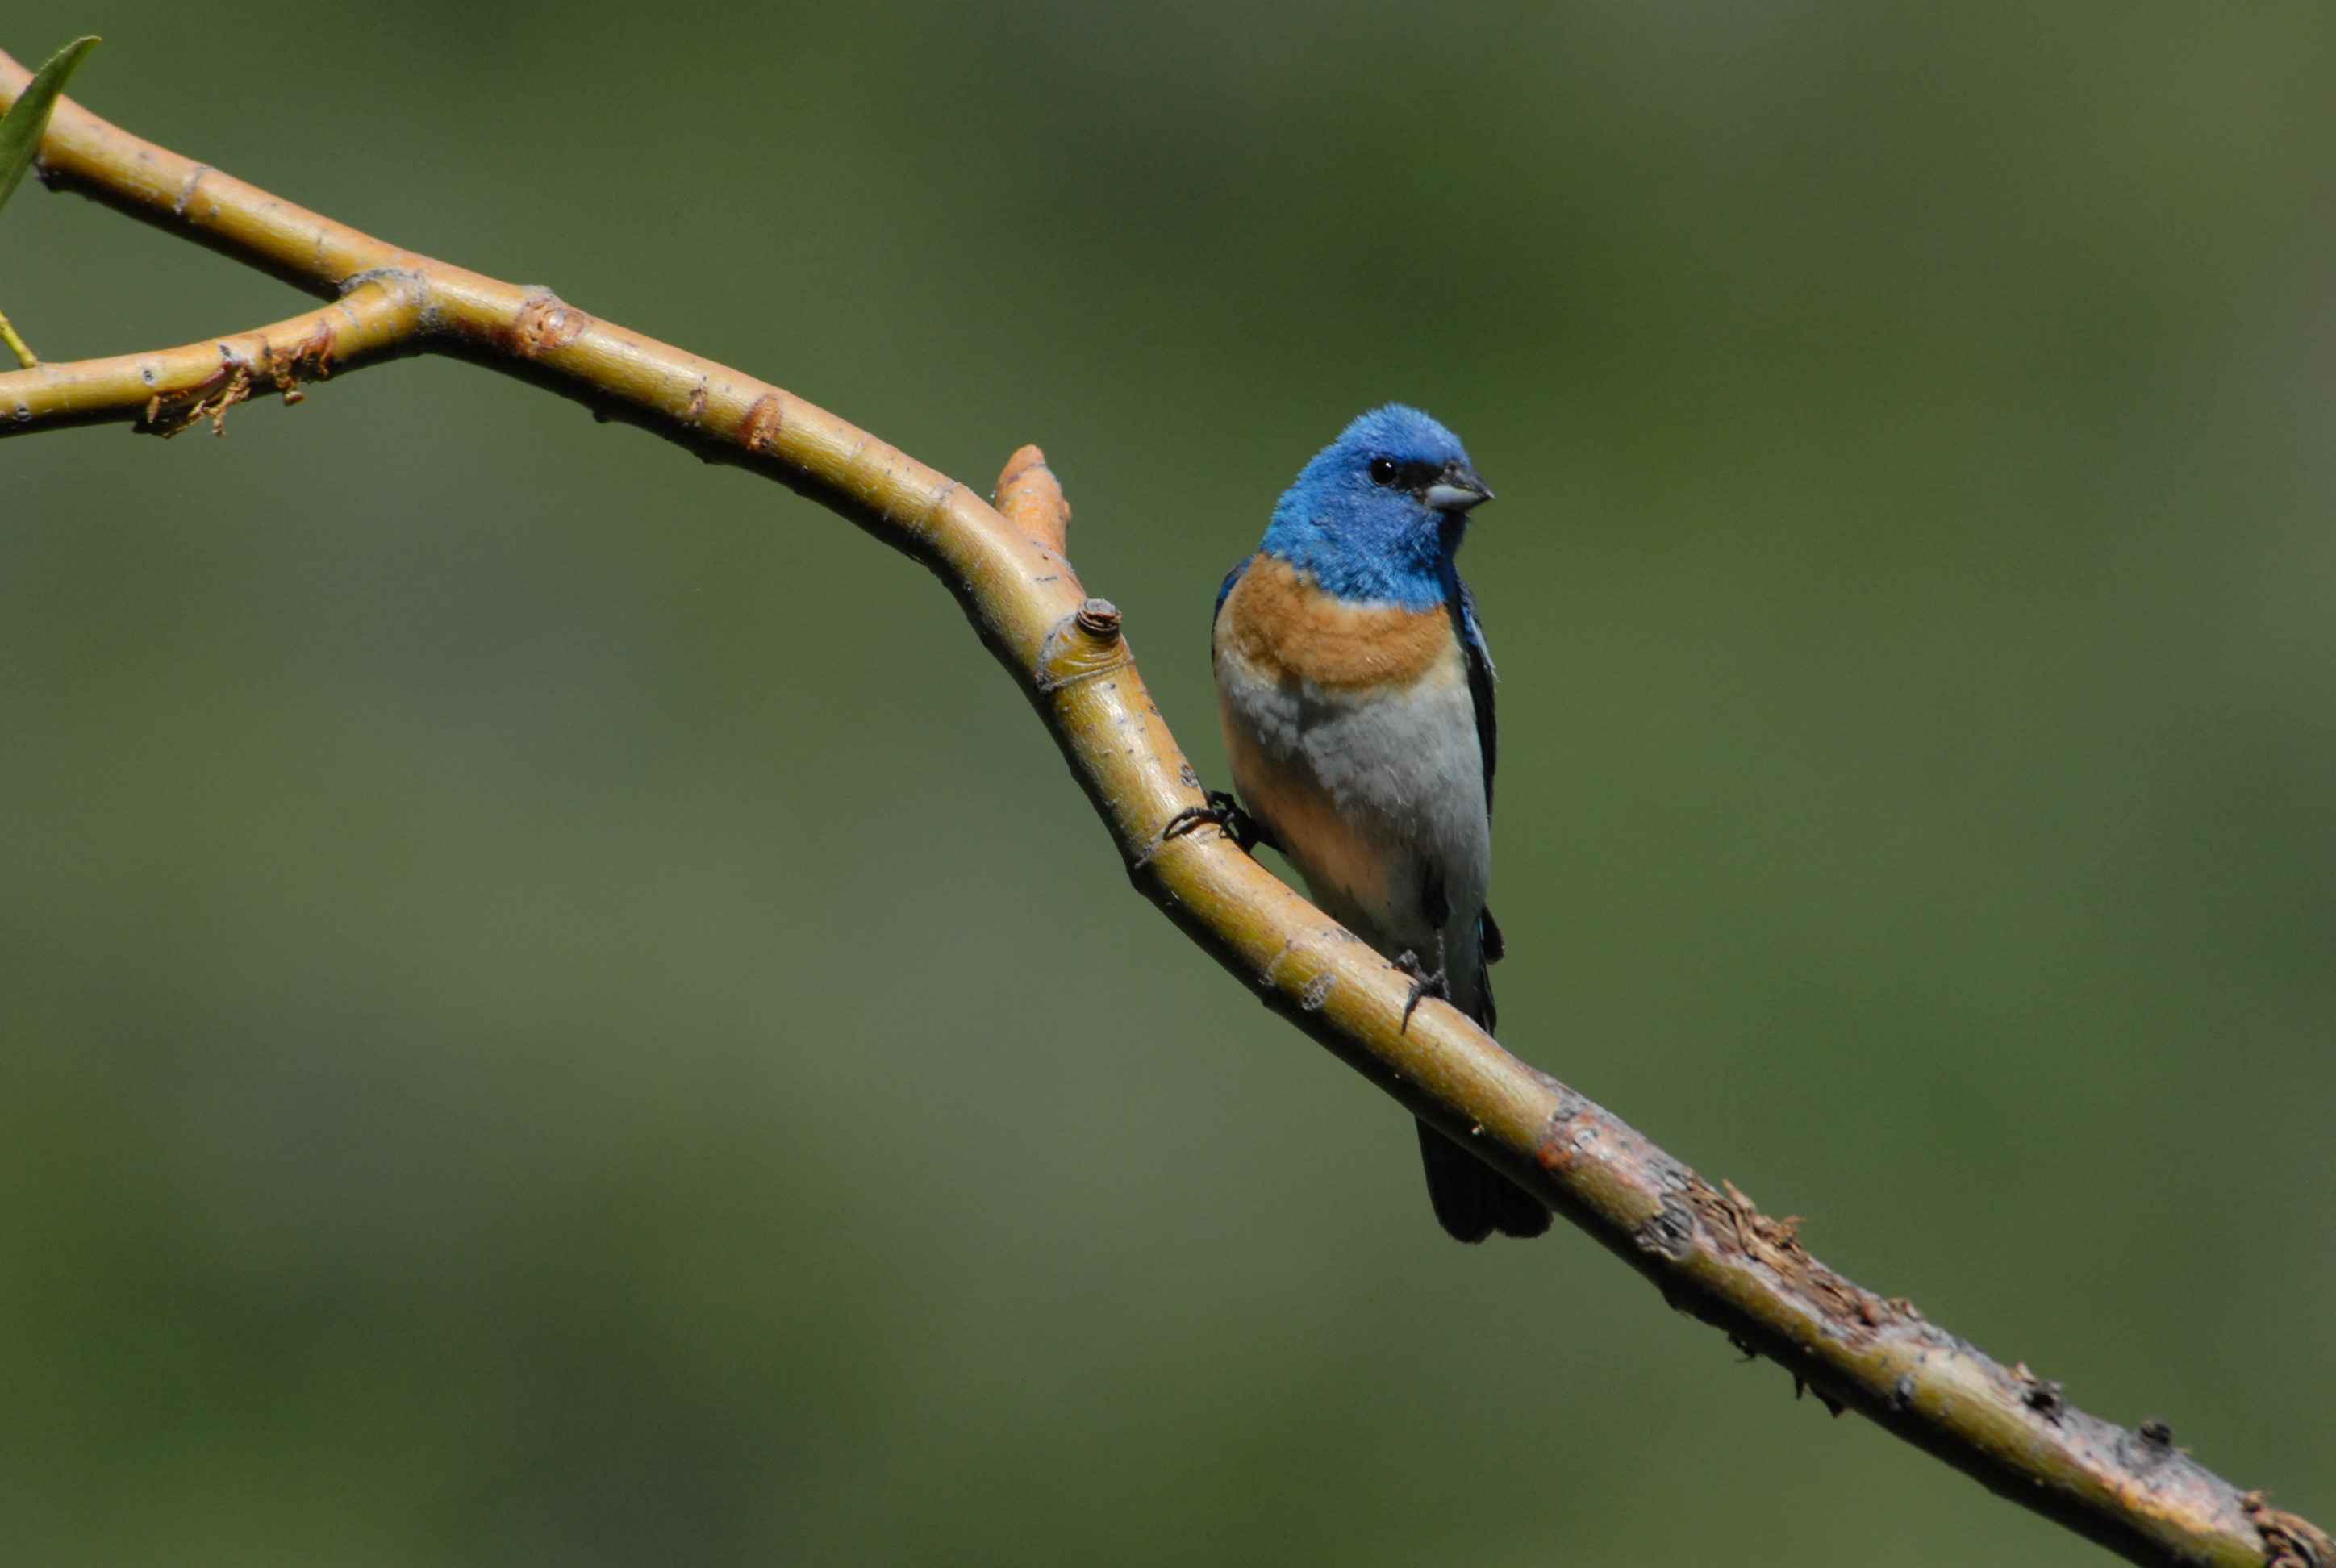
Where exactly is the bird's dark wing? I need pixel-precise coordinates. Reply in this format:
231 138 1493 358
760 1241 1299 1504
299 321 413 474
1213 554 1254 628
1454 579 1496 815
1479 906 1505 965
1452 578 1506 984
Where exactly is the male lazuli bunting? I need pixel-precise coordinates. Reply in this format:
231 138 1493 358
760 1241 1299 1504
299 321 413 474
1174 406 1549 1243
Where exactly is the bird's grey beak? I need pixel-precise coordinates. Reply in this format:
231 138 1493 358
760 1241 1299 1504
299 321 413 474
1424 462 1493 513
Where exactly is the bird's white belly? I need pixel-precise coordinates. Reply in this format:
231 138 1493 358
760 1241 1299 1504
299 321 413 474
1217 648 1490 993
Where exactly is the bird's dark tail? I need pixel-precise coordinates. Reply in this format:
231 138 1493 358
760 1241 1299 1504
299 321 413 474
1414 950 1549 1242
1416 1120 1551 1242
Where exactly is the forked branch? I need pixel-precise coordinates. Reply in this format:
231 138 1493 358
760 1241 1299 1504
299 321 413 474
1 52 2323 1568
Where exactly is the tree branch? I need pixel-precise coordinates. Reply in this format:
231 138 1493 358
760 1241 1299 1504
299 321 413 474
2 51 2323 1568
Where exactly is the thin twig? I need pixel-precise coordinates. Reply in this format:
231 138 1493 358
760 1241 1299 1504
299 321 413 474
0 303 35 367
0 52 2322 1568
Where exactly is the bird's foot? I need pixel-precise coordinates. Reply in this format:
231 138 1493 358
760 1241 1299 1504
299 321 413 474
1162 790 1270 853
1394 949 1450 1032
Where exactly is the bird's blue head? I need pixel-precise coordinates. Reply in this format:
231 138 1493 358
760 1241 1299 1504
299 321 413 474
1259 404 1493 611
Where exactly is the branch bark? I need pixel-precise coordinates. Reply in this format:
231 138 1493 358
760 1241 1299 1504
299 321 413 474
2 52 2324 1568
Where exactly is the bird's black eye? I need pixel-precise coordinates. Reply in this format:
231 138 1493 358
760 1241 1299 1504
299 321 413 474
1368 457 1400 486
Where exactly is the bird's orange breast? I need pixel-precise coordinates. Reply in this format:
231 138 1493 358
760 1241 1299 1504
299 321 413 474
1216 555 1456 690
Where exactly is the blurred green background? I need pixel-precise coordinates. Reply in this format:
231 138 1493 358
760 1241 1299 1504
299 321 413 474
5 3 2331 1563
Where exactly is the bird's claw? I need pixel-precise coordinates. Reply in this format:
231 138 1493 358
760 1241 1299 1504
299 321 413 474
1394 949 1450 1032
1163 790 1268 853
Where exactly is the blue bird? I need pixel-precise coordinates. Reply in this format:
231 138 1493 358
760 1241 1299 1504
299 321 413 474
1175 406 1550 1242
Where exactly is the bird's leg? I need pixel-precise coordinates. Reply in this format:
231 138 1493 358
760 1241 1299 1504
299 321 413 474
1395 936 1450 1031
1162 790 1274 853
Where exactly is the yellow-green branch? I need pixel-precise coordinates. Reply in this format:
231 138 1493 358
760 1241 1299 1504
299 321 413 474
1 51 2324 1568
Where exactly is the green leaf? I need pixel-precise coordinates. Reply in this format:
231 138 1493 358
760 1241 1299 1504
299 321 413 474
0 35 102 218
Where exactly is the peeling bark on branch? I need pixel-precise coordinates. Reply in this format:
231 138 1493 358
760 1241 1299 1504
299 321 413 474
1 52 2324 1568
